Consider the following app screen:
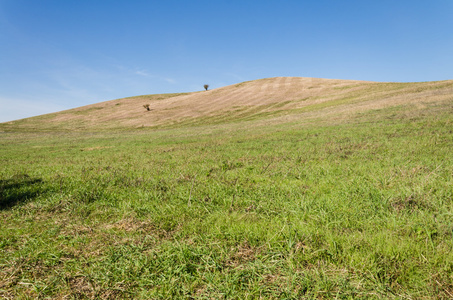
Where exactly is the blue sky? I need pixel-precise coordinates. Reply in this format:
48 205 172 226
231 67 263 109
1 0 452 122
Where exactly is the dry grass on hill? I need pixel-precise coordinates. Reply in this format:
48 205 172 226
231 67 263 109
2 77 452 130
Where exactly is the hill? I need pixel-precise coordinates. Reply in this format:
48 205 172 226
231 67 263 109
1 77 452 298
1 76 452 131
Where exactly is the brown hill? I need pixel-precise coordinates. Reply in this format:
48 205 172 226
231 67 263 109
2 77 452 131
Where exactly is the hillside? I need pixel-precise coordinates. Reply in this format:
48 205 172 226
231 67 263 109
1 77 453 298
2 77 452 131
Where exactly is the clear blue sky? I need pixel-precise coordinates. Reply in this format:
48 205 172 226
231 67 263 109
1 0 452 122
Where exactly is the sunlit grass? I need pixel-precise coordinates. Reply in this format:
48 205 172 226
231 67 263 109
1 99 452 298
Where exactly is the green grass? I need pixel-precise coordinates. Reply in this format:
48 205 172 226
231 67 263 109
1 101 452 299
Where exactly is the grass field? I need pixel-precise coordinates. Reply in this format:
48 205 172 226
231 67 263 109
1 79 453 299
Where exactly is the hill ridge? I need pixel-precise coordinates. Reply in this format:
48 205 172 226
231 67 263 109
1 77 452 131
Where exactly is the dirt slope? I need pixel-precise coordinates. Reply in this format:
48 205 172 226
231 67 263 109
2 77 452 130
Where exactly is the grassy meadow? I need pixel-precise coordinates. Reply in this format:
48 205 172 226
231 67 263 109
1 90 453 298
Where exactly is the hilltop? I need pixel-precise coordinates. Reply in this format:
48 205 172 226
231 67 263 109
1 77 452 131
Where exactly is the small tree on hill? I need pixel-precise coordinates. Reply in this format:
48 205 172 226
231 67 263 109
143 104 150 111
204 84 209 91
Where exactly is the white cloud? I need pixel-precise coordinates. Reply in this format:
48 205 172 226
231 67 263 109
135 70 150 77
133 68 176 84
0 58 184 124
164 77 176 84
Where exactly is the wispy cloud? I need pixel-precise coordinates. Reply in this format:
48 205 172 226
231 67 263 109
224 72 245 82
113 64 177 83
0 96 66 123
0 55 183 123
132 67 176 84
135 70 150 77
163 77 176 84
